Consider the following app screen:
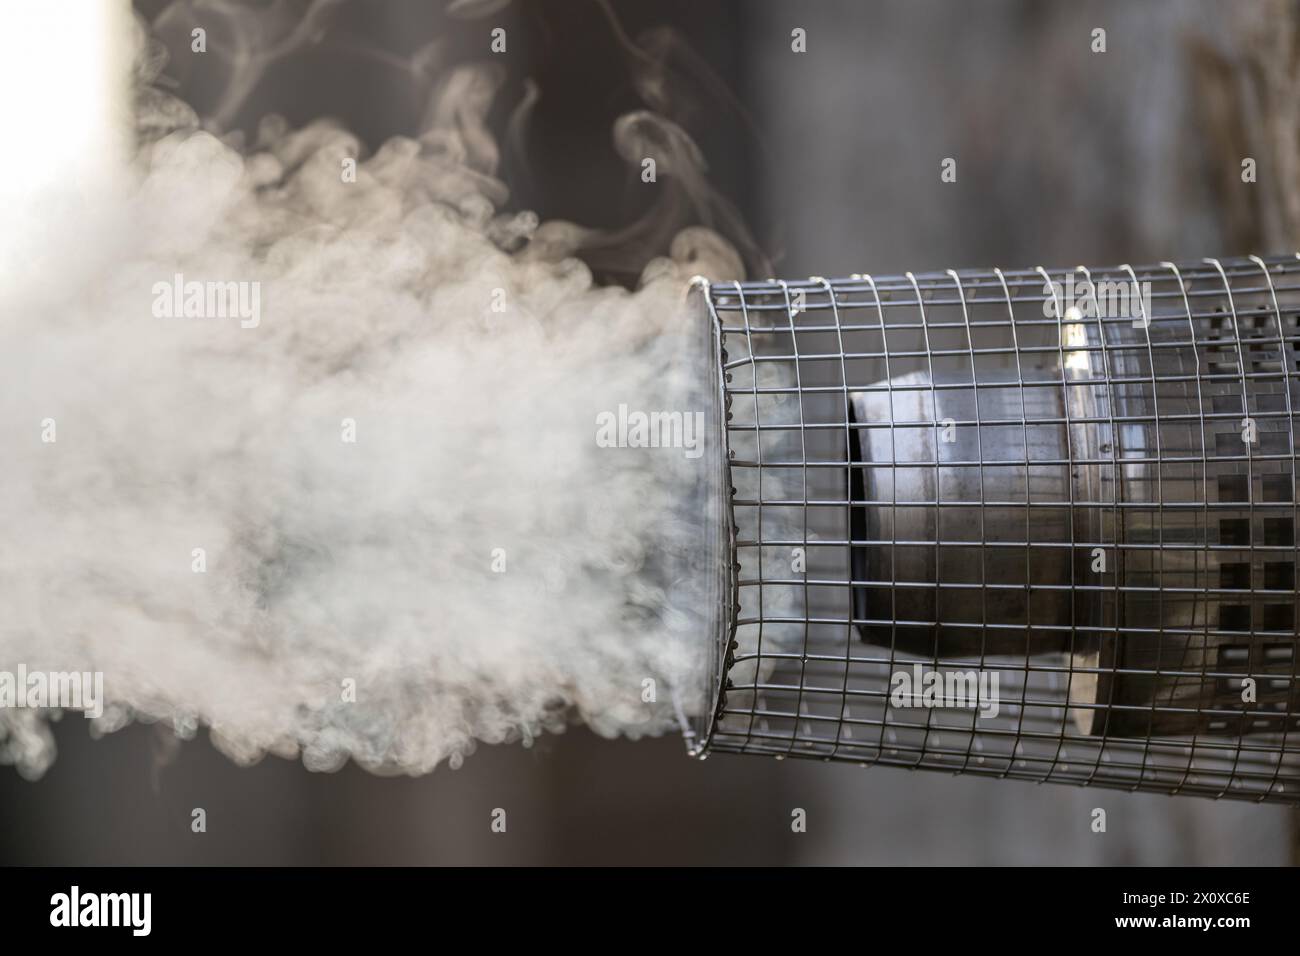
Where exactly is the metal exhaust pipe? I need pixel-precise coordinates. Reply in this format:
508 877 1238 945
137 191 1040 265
687 255 1300 803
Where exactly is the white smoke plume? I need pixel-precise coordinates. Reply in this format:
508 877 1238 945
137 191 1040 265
0 7 742 778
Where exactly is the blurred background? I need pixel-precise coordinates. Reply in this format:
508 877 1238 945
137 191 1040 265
3 0 1299 864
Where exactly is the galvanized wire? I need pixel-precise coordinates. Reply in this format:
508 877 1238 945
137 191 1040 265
689 255 1300 803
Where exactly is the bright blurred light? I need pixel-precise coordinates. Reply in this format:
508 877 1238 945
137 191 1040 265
0 1 130 274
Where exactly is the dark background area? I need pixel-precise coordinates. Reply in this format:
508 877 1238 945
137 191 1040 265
3 0 1299 864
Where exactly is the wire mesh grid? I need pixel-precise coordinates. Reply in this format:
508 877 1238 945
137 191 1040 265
689 254 1300 803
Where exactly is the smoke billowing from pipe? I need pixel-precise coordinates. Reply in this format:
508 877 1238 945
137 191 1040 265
0 9 739 778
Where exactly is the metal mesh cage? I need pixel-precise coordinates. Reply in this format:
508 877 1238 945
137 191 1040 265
688 254 1300 803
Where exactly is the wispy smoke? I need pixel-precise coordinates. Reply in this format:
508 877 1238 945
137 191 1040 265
0 6 742 778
